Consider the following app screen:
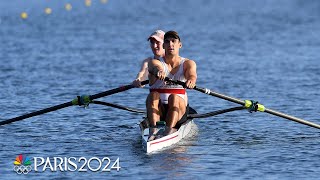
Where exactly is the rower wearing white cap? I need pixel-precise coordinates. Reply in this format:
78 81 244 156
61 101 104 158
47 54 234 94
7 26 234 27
132 30 165 87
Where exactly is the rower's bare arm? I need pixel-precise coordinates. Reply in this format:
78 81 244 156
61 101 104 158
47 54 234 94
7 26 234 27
135 58 151 81
184 60 197 89
148 59 164 84
132 58 151 87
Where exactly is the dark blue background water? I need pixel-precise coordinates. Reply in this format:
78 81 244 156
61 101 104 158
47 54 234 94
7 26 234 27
1 0 320 179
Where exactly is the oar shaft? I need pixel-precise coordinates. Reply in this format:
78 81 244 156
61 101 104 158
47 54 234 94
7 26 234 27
162 77 320 130
90 80 149 100
188 106 245 119
161 78 245 105
92 100 145 113
0 80 150 126
194 86 245 105
196 86 320 129
265 108 320 129
0 102 73 126
195 86 320 129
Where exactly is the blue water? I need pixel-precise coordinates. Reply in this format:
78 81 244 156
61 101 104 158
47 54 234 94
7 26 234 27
1 0 320 179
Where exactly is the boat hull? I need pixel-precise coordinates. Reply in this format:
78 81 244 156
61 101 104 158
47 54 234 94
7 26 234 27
140 118 194 153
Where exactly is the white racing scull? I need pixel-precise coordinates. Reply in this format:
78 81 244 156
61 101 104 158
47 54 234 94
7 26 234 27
139 118 194 153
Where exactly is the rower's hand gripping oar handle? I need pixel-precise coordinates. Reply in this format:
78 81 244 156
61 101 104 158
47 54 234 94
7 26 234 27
163 77 186 87
162 77 320 130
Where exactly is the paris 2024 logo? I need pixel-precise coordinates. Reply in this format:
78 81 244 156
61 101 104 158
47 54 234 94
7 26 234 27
13 154 32 174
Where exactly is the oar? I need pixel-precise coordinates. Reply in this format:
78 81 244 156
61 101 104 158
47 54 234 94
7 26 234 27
91 100 246 119
91 100 145 113
163 77 320 130
0 80 149 126
188 106 245 119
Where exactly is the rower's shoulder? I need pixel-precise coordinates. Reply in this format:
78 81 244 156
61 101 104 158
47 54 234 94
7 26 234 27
142 57 153 63
183 58 196 66
150 58 161 65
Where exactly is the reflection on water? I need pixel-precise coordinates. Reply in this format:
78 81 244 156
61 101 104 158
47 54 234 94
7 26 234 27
145 124 199 176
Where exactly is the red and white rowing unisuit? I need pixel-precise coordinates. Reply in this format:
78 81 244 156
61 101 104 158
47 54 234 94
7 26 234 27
150 57 187 104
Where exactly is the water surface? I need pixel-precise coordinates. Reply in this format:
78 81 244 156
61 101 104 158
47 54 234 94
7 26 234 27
0 0 320 179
